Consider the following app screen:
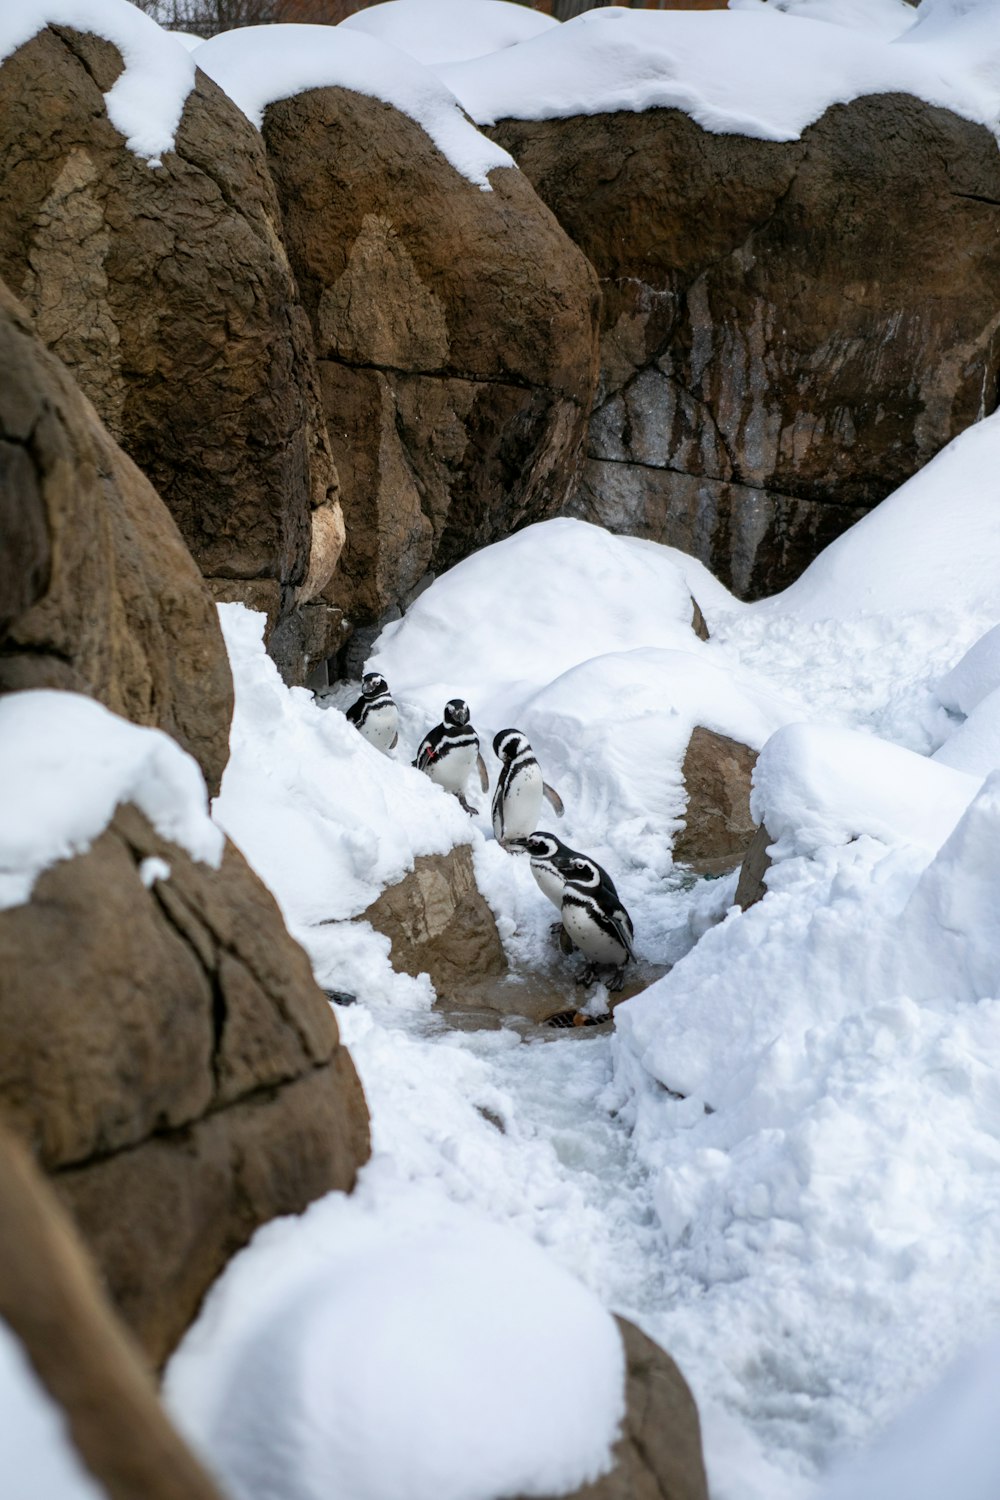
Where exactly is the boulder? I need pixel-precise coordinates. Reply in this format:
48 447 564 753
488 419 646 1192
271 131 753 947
0 1123 226 1500
524 1316 709 1500
493 94 1000 596
674 726 758 874
0 279 232 795
0 22 343 680
735 822 773 911
359 845 507 997
260 86 600 624
0 800 371 1367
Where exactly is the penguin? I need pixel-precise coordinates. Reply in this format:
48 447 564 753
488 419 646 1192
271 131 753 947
491 729 564 847
514 831 621 916
560 854 635 993
414 698 489 814
345 672 398 754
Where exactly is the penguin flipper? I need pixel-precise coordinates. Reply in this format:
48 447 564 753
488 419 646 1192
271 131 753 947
542 783 565 817
390 732 399 750
477 752 490 792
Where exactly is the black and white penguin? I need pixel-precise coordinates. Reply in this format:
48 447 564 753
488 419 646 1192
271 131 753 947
345 672 398 754
514 831 620 915
414 698 489 814
491 729 564 847
560 855 635 992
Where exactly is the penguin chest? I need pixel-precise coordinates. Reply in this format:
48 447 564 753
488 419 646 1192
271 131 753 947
561 895 628 965
530 861 565 912
494 761 543 841
358 702 397 754
428 736 477 793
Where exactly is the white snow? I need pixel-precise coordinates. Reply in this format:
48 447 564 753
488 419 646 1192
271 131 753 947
0 691 222 911
728 0 918 43
166 1176 625 1500
339 0 558 67
214 603 473 929
438 2 1000 143
162 395 1000 1500
193 24 514 190
0 1320 107 1500
0 0 195 163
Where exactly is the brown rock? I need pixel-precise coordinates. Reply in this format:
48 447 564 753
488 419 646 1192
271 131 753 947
0 25 344 677
735 823 773 912
493 95 1000 597
261 87 600 623
0 1123 226 1500
522 1316 709 1500
0 799 370 1366
0 280 232 794
674 727 758 873
359 845 507 998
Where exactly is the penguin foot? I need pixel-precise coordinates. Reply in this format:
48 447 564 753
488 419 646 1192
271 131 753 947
576 964 598 988
457 795 478 816
607 965 628 994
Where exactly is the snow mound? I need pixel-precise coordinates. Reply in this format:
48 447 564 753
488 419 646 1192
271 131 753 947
759 411 1000 622
439 3 1000 141
752 721 982 859
728 0 917 40
339 0 558 67
193 23 514 190
935 624 1000 715
0 0 195 163
214 604 473 928
816 1326 1000 1500
371 517 734 731
0 691 223 912
166 1177 625 1500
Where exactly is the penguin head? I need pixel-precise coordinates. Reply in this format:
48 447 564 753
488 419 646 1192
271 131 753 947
493 728 528 762
361 672 387 698
444 699 470 727
523 832 562 861
564 856 602 890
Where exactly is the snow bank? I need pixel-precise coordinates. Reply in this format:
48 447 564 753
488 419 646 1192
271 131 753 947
758 412 1000 622
0 1320 106 1500
816 1326 1000 1500
166 1175 625 1500
214 604 472 928
752 721 982 858
935 624 1000 715
339 0 558 67
193 24 514 190
439 3 1000 141
371 518 736 731
0 0 195 163
729 0 917 41
0 691 222 911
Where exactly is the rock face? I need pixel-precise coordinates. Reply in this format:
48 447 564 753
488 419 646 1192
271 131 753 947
260 87 600 624
493 95 1000 597
735 823 773 911
674 726 758 873
0 24 344 681
0 800 371 1368
0 1123 226 1500
360 845 507 997
0 279 233 795
525 1317 709 1500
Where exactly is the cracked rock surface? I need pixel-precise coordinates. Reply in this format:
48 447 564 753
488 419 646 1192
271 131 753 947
0 802 371 1368
260 87 601 624
0 277 233 795
493 95 1000 597
0 25 343 678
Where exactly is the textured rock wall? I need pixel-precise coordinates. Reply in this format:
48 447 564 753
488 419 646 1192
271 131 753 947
0 25 344 680
0 279 233 795
261 87 600 625
494 95 1000 597
0 803 371 1367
